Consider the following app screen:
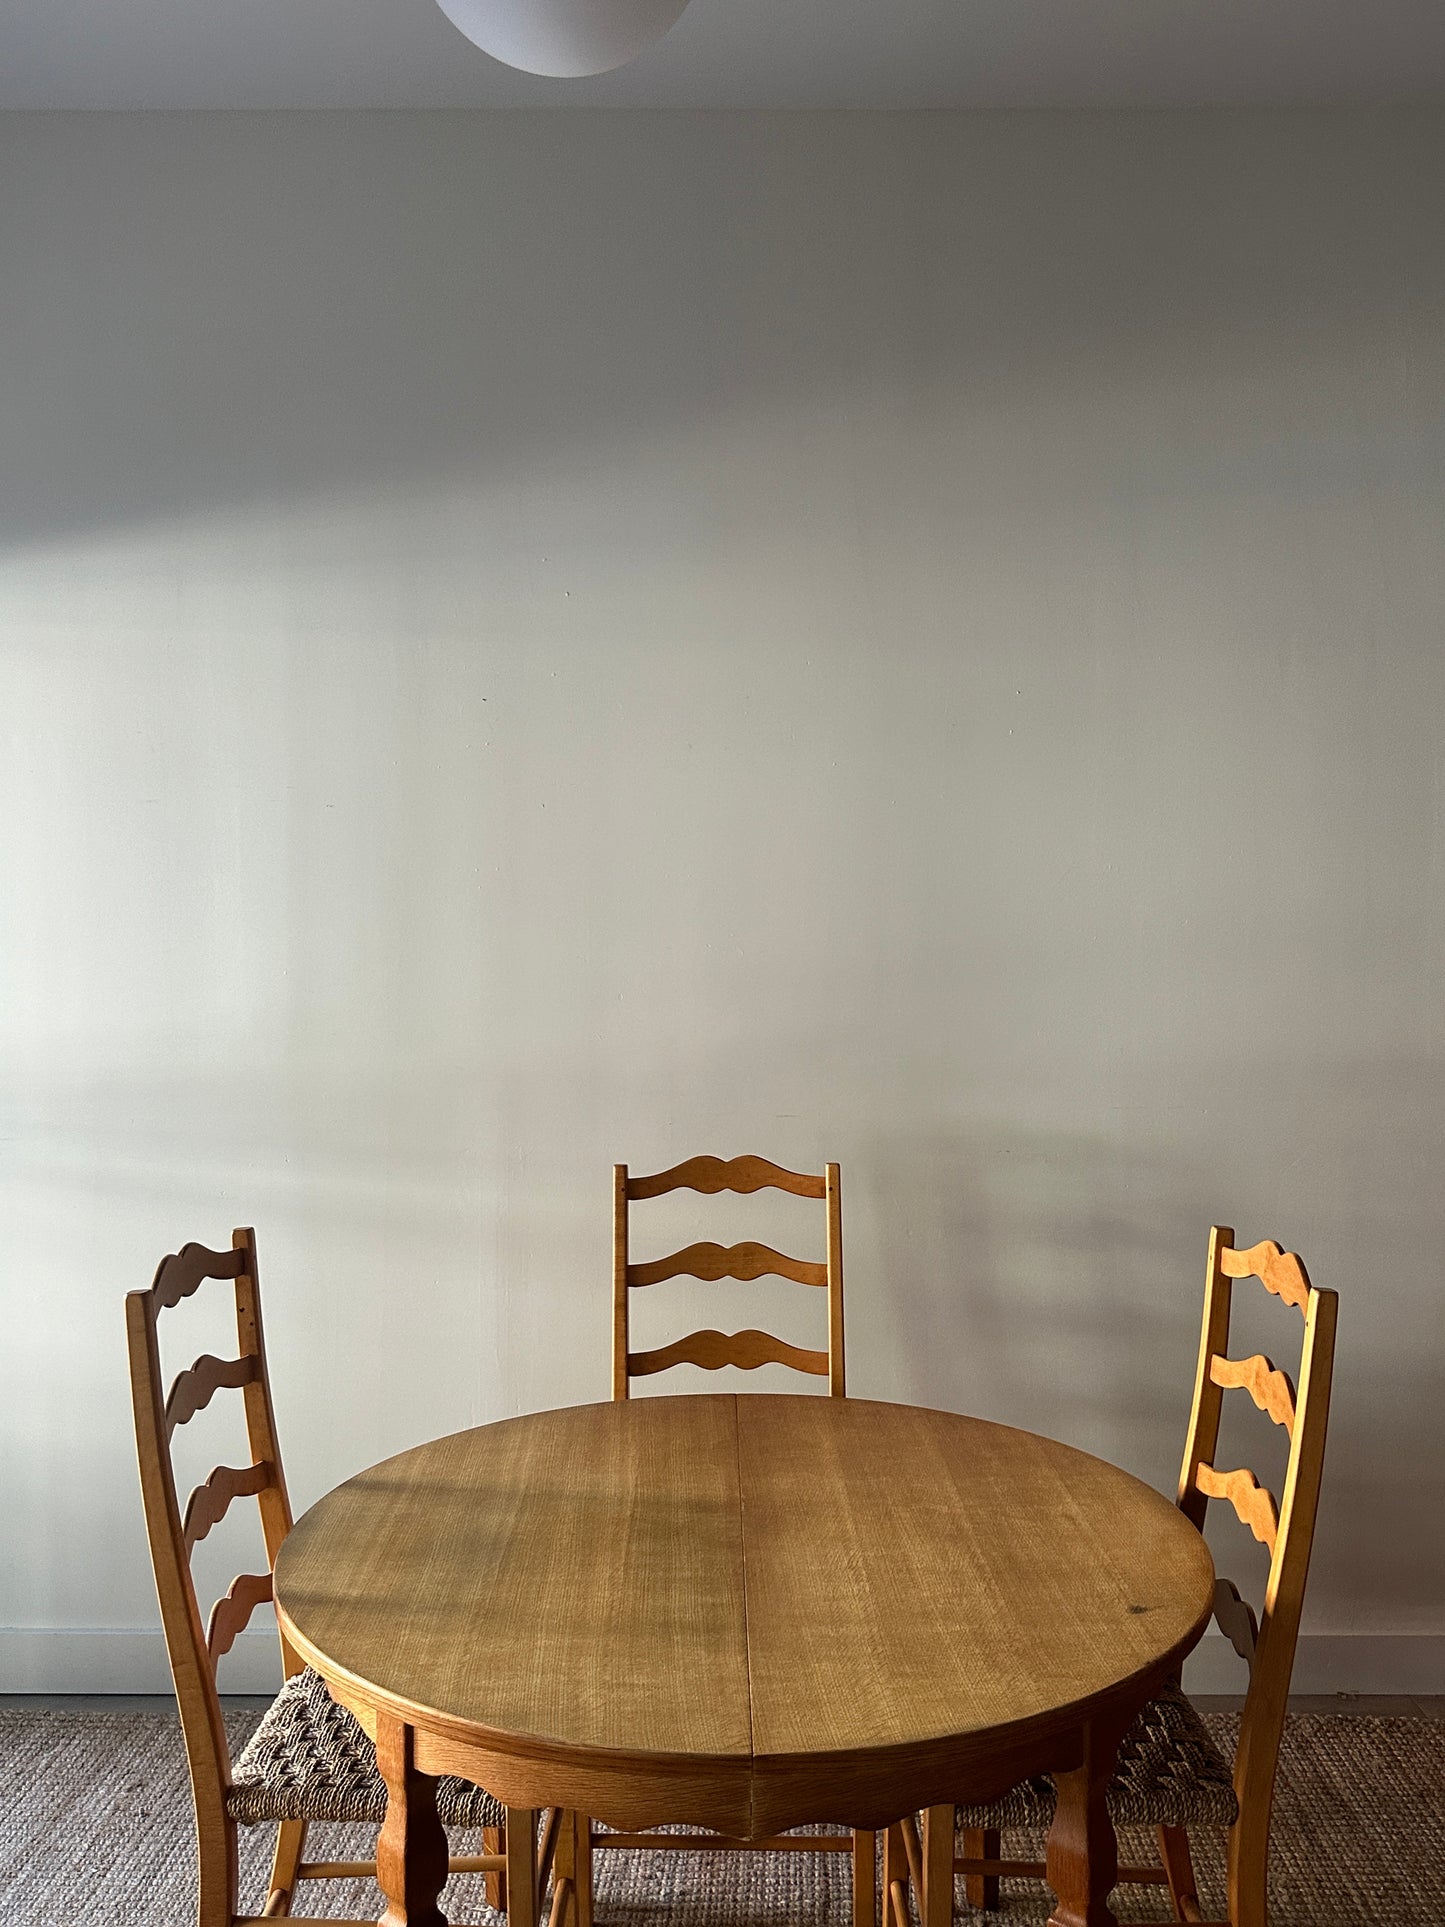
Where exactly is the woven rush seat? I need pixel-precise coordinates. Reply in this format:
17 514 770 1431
227 1667 505 1829
954 1684 1239 1832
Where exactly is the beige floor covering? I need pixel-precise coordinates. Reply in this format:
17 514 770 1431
1 1707 1441 1924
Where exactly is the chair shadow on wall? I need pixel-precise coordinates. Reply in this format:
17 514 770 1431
857 1121 1193 1479
850 1108 1423 1701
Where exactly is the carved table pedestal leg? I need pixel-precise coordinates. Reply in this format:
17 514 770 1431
375 1714 449 1927
1045 1711 1130 1927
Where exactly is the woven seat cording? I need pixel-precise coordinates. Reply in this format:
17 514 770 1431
226 1667 504 1829
955 1683 1239 1832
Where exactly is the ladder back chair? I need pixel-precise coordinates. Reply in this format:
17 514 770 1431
612 1153 845 1399
897 1225 1336 1927
602 1156 871 1922
126 1229 507 1926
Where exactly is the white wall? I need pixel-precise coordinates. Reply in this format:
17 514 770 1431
2 108 1441 1694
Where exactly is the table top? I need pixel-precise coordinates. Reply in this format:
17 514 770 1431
274 1395 1214 1832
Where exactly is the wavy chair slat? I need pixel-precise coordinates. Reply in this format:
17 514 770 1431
1195 1463 1280 1550
151 1240 247 1311
183 1460 276 1552
1209 1352 1297 1432
628 1328 829 1378
627 1239 827 1288
1220 1238 1311 1314
627 1153 825 1199
1212 1578 1259 1662
165 1352 258 1434
207 1570 274 1661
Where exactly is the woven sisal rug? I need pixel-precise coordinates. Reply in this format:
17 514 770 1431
1 1707 1440 1923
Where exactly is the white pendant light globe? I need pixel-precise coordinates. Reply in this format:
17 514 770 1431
433 0 692 76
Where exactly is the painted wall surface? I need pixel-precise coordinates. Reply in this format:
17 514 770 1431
2 109 1441 1692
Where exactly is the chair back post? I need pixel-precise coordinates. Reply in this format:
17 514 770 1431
1227 1281 1337 1927
612 1165 631 1402
232 1228 302 1676
825 1162 845 1398
126 1252 241 1920
1176 1224 1234 1530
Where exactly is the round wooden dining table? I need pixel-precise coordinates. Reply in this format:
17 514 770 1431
274 1395 1215 1927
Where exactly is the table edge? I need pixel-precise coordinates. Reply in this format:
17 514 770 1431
278 1583 1215 1834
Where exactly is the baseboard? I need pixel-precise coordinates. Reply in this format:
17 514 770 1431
4 1625 1441 1698
0 1627 283 1695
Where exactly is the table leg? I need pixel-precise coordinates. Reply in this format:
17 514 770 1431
921 1805 955 1927
506 1805 541 1927
1044 1713 1129 1927
375 1714 449 1927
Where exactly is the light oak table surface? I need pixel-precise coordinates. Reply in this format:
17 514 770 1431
274 1395 1215 1927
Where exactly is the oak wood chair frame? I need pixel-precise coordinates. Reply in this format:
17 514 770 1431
126 1228 507 1925
599 1155 872 1921
930 1225 1337 1927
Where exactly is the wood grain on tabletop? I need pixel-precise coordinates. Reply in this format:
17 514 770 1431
275 1395 751 1760
737 1397 1215 1760
277 1394 1212 1771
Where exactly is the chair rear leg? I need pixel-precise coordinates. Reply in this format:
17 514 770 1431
1157 1826 1202 1923
852 1828 878 1927
195 1808 240 1927
1227 1802 1271 1927
962 1828 1000 1911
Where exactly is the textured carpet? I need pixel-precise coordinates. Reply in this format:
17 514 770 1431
1 1707 1441 1924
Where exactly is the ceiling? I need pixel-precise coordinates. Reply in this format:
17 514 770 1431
4 0 1445 110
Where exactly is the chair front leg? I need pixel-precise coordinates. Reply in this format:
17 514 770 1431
1157 1825 1203 1922
1226 1794 1272 1927
195 1801 240 1927
265 1817 307 1917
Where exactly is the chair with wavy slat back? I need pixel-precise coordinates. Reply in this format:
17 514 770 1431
611 1153 845 1399
587 1156 870 1922
897 1225 1337 1927
126 1229 508 1925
